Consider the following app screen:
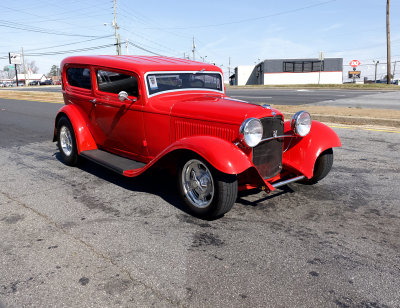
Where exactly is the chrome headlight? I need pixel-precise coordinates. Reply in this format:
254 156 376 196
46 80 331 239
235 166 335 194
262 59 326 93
291 111 311 137
239 118 263 147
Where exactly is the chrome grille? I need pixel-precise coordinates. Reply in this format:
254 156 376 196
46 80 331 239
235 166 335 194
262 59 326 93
253 117 284 179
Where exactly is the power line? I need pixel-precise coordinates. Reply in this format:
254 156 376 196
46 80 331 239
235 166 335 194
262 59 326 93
25 44 117 56
0 20 101 38
0 43 116 59
119 26 181 55
142 0 337 30
127 41 164 56
0 3 110 31
22 35 114 52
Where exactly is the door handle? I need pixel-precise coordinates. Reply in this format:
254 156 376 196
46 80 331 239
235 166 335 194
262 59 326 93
90 99 96 104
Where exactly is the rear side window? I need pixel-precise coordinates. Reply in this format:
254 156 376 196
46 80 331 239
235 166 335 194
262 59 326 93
96 70 138 97
66 68 91 90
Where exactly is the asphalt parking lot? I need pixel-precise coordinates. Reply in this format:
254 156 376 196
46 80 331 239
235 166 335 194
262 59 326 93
0 98 399 307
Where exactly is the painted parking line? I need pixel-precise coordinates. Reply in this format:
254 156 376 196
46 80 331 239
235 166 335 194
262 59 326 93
231 95 273 99
328 124 400 134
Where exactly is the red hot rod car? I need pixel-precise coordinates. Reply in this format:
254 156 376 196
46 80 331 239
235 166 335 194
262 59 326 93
54 55 341 218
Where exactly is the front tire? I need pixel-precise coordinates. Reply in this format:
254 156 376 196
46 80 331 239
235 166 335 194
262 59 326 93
300 148 333 185
57 116 79 166
178 158 237 219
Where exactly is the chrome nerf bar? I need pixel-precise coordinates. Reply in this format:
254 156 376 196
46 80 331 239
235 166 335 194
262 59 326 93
271 176 305 189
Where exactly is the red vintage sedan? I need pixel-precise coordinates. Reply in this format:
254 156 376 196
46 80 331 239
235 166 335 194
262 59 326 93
53 55 341 219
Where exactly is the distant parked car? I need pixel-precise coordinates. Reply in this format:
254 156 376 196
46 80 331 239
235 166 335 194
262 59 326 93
29 80 40 86
53 80 62 85
40 79 53 85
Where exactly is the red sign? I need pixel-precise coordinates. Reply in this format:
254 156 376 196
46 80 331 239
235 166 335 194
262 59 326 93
349 60 361 68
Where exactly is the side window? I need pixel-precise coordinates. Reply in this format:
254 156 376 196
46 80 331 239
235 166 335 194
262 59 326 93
96 70 138 97
66 68 91 90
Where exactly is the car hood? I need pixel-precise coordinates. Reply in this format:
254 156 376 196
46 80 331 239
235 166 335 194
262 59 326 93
165 93 279 125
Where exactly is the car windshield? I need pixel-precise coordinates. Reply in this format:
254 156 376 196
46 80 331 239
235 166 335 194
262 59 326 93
146 72 223 96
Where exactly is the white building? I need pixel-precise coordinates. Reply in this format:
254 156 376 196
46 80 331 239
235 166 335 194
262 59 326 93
13 73 47 84
234 58 343 85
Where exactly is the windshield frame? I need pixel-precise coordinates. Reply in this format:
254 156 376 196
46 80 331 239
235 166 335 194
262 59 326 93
144 71 224 98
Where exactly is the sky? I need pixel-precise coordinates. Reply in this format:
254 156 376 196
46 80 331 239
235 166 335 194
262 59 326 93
1 0 399 82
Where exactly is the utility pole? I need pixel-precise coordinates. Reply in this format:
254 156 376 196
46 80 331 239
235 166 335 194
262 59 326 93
192 37 196 61
386 0 391 84
228 57 231 78
125 39 129 55
15 64 18 86
113 0 121 55
393 60 397 80
374 60 379 83
21 47 27 86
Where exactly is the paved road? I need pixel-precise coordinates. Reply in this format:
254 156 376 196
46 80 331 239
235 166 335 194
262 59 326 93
0 86 61 92
3 85 400 109
0 98 399 307
226 88 400 109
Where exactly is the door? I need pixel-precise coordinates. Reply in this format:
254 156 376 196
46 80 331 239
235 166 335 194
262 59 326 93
90 68 148 160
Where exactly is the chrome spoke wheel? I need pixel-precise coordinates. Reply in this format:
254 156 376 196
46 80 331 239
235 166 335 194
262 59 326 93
182 159 214 208
60 126 73 157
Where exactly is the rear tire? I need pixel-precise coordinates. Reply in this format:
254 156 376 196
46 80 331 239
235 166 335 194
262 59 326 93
57 116 79 166
178 157 237 219
300 148 333 185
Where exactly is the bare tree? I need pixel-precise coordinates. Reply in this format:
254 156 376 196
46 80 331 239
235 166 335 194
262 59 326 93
0 70 9 80
3 66 15 79
25 60 39 74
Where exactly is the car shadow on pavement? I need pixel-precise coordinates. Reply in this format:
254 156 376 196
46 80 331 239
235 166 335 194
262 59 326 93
236 185 295 207
55 153 297 219
55 153 191 215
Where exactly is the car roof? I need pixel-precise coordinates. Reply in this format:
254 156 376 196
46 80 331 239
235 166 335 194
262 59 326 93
61 55 223 75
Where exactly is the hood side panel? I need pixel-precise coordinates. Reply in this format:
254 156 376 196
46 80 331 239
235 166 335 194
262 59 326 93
172 119 237 143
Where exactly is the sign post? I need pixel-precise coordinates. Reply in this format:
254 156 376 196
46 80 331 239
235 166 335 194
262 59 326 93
9 53 21 86
318 51 324 84
349 60 361 83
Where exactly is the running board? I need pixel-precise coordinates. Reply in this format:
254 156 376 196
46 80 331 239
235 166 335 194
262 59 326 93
271 176 305 189
80 149 146 175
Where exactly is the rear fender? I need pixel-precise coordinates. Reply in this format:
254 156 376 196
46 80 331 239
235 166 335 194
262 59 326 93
282 120 341 179
159 136 252 175
53 104 97 153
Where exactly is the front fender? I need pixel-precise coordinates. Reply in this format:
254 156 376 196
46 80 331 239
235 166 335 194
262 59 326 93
158 136 252 175
283 120 341 179
53 104 97 153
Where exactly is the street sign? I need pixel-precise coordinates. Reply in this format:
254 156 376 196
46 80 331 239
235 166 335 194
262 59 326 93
349 60 361 68
9 52 21 65
348 71 361 79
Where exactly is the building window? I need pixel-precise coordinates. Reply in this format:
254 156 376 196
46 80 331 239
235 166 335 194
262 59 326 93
312 61 323 72
303 62 312 72
283 61 324 72
284 62 294 72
